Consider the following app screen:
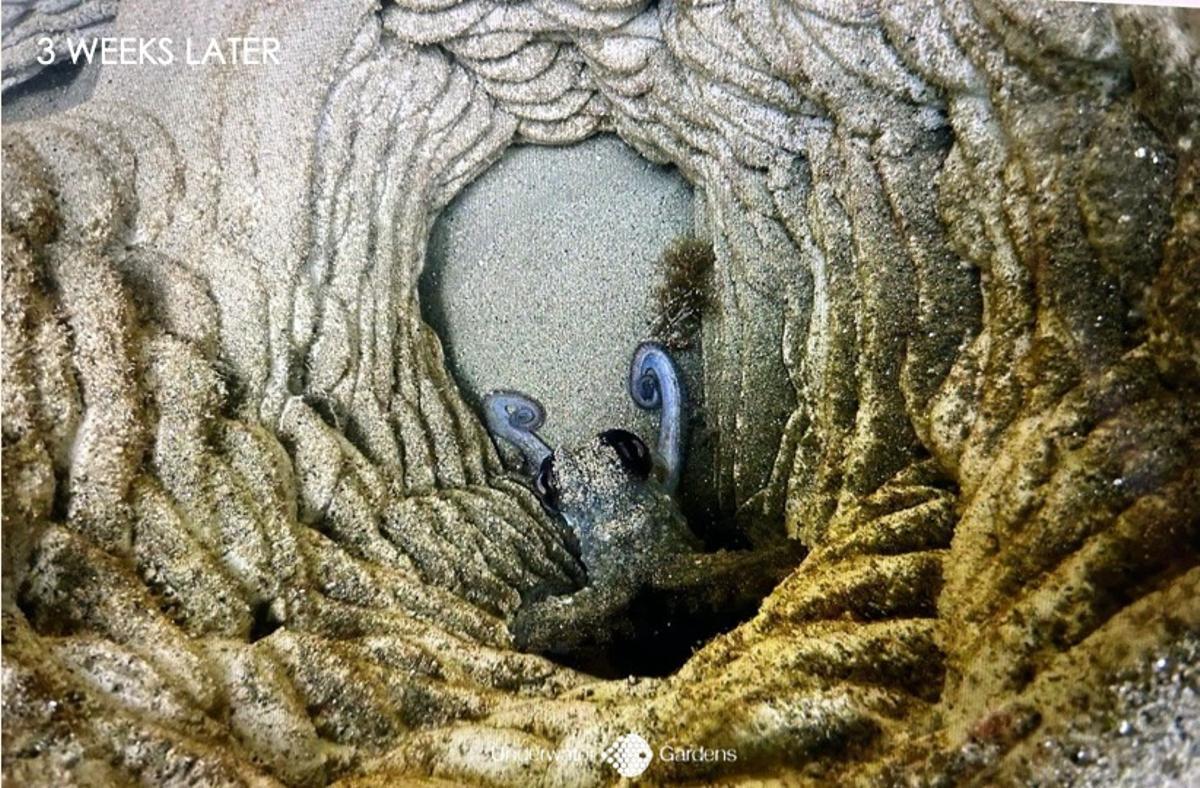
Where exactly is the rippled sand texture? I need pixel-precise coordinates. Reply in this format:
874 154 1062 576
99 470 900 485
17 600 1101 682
2 1 1199 785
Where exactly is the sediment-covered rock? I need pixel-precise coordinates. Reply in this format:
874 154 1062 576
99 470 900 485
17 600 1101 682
2 1 1197 785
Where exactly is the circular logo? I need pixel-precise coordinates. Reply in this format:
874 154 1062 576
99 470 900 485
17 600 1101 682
601 732 654 778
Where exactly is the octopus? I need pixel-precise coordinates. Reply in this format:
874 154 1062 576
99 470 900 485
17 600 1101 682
485 341 699 580
482 345 700 657
484 343 804 673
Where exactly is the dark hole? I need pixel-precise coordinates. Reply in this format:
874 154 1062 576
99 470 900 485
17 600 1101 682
513 541 806 679
50 474 71 522
249 601 282 642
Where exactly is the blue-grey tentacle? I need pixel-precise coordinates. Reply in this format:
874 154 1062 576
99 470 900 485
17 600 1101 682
629 341 685 493
484 390 552 469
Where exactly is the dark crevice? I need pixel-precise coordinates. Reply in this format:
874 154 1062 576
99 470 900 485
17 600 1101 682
249 600 282 642
213 359 247 417
50 475 71 522
2 55 97 122
513 542 807 679
303 393 344 433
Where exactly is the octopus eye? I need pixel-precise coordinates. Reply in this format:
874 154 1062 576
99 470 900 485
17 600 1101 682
598 429 653 479
532 455 560 514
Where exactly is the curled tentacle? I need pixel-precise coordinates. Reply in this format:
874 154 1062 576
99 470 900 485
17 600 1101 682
484 390 552 469
629 341 685 493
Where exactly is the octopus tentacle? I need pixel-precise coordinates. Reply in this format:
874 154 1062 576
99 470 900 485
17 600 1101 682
629 341 685 493
483 390 552 469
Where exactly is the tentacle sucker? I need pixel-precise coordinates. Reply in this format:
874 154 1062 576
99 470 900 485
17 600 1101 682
629 341 685 493
483 390 552 469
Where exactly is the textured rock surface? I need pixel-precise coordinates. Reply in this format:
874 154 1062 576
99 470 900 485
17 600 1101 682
1 0 115 92
2 1 1199 785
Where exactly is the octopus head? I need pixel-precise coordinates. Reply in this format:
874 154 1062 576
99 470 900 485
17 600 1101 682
484 341 687 523
532 429 654 528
